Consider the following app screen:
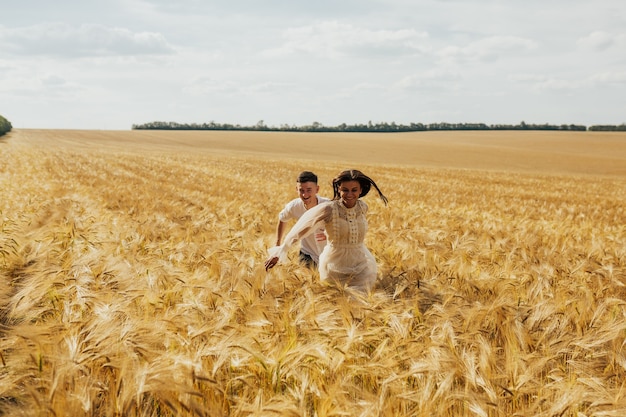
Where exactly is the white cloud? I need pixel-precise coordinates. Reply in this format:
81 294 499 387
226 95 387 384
532 78 581 92
40 74 68 87
0 23 174 58
590 71 626 86
329 82 385 100
246 81 296 94
577 31 614 51
508 73 546 83
508 73 583 92
511 69 626 92
438 35 537 63
394 70 461 92
263 21 430 59
182 77 242 96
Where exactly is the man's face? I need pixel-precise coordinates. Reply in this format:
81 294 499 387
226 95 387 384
297 181 319 205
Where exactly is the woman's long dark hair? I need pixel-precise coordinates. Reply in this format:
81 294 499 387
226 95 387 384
332 169 388 205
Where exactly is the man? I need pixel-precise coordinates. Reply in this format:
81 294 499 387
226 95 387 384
272 171 329 268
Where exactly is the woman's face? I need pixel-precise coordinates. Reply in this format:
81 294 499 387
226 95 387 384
338 180 361 208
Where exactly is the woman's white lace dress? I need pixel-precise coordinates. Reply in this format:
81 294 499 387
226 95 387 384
268 199 377 291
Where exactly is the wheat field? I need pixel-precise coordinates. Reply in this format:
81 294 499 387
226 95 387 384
1 128 626 416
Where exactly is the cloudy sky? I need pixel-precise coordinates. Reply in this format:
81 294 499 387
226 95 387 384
1 0 625 130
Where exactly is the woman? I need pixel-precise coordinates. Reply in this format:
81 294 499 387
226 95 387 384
265 169 388 292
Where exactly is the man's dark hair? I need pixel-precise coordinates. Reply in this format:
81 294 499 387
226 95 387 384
297 171 318 184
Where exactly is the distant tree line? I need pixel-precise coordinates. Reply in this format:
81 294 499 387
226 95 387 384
0 114 11 136
588 124 626 131
132 120 626 133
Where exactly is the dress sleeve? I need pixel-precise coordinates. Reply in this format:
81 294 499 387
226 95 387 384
267 201 332 263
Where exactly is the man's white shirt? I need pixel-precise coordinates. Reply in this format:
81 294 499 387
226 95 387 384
278 196 330 262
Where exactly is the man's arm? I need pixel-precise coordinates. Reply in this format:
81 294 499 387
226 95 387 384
267 221 287 271
275 221 287 246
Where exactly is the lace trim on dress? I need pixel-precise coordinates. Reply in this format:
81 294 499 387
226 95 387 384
332 200 362 245
332 202 339 242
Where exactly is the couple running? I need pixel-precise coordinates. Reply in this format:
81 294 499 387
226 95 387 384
265 169 387 292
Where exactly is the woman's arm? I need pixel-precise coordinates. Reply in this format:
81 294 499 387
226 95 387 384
265 202 332 269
